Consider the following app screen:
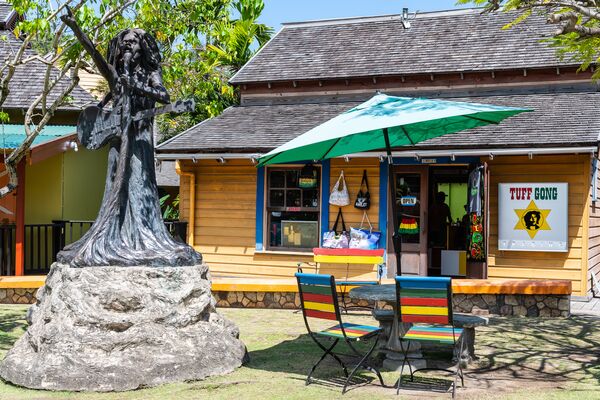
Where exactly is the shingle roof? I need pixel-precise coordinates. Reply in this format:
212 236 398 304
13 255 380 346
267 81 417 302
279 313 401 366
157 91 600 154
0 3 15 25
231 9 580 84
0 29 93 110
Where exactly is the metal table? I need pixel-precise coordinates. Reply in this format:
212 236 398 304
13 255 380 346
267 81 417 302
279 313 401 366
348 284 404 350
349 284 488 365
349 284 424 371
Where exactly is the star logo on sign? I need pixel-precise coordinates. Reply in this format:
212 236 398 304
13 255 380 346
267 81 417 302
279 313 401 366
513 200 551 239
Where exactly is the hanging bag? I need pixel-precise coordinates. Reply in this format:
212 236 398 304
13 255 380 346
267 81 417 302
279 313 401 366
322 208 350 248
354 169 371 210
349 211 381 250
329 171 350 207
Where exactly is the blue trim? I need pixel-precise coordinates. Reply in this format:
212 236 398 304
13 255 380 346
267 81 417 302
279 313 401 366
392 156 479 165
378 160 388 250
255 167 265 251
320 159 331 245
296 272 333 285
395 276 451 289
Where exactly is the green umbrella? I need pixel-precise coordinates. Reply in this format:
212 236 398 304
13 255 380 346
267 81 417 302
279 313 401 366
258 94 531 274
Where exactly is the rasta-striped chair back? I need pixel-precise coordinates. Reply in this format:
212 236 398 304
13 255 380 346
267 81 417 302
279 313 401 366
296 273 341 327
395 276 453 325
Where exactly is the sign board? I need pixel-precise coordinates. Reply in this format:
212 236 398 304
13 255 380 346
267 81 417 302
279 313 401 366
400 196 417 206
498 183 568 252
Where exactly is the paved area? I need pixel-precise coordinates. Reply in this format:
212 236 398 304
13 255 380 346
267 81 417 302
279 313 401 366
571 296 600 317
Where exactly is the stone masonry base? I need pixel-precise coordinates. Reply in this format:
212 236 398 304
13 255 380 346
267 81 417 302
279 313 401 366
1 288 570 317
0 289 38 304
213 291 570 317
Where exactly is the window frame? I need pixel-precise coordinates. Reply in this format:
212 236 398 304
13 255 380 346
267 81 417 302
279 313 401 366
264 165 322 252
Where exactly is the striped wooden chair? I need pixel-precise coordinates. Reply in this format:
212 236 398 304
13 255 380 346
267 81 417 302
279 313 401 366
395 276 465 398
295 272 384 393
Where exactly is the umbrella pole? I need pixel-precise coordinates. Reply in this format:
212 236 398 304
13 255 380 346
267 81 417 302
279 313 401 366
383 128 402 276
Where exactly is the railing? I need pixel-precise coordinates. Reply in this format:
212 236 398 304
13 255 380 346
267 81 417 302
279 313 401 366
0 220 188 275
0 224 15 276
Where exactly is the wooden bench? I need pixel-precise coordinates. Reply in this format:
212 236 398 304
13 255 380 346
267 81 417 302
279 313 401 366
298 248 386 310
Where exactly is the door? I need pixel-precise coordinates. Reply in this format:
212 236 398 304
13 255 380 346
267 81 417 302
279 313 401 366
390 166 428 276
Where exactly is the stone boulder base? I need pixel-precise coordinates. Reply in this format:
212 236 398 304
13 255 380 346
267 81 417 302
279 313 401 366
0 263 247 391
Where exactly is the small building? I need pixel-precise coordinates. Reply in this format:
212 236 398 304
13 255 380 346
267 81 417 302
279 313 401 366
157 8 600 297
0 4 106 276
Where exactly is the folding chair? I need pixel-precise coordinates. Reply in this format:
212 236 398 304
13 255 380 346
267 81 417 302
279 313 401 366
295 272 385 394
395 276 465 398
298 248 385 312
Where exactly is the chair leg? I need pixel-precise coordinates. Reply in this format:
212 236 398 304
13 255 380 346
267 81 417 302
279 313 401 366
397 339 414 394
452 336 466 398
342 337 381 394
307 339 339 385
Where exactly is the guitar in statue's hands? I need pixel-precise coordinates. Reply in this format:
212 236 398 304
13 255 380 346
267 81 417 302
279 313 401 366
77 99 195 150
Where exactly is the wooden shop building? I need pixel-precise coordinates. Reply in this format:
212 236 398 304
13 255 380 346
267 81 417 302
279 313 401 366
157 8 600 297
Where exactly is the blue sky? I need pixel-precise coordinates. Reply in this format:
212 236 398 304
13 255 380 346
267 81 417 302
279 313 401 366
259 1 469 31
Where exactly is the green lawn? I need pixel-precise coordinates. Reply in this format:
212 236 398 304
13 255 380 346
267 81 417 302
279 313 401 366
0 305 599 399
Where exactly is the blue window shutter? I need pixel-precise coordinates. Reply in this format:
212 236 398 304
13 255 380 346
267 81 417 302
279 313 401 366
320 160 330 246
255 167 265 251
378 160 388 249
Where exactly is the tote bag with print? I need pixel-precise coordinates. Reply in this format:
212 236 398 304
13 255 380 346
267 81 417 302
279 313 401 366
349 211 381 250
354 169 371 210
322 208 350 249
329 171 350 207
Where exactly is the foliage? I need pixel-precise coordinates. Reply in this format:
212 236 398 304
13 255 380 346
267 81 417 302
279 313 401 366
156 0 273 142
159 193 180 220
0 0 272 197
456 0 600 78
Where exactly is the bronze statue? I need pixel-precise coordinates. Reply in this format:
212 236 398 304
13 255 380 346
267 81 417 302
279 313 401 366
58 8 201 267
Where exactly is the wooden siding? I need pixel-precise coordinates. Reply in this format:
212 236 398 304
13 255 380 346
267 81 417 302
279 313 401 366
324 158 381 279
179 158 382 280
588 157 600 296
487 155 591 296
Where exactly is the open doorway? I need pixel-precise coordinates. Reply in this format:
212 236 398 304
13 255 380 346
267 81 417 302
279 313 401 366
392 162 487 278
428 166 470 277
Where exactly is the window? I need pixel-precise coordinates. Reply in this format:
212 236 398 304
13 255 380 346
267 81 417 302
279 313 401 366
266 166 320 250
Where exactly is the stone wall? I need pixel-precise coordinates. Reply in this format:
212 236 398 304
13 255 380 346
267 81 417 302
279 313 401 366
213 291 570 317
1 288 570 317
0 288 38 304
453 293 570 317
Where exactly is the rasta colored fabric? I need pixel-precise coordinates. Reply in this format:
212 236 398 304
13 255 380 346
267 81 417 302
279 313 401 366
297 273 338 321
399 217 419 235
469 213 485 261
403 325 463 344
396 276 452 325
317 323 381 339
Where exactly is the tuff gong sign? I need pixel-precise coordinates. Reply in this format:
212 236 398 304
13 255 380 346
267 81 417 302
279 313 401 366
498 183 568 252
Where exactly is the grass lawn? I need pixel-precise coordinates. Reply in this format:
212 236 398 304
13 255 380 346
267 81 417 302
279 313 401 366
0 305 599 399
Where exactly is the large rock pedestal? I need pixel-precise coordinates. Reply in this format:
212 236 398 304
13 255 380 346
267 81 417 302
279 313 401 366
0 263 247 391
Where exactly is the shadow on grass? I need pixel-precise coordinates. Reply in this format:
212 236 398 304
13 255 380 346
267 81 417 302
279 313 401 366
244 331 386 391
244 314 600 394
0 308 28 354
467 315 600 388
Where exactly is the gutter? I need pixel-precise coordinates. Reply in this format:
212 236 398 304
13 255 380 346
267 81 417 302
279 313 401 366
175 160 195 247
157 146 597 162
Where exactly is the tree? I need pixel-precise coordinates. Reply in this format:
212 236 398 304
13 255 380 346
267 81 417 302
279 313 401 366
0 0 273 197
157 0 273 141
457 1 600 77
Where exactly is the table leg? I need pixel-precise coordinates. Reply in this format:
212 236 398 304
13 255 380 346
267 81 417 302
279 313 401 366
380 305 425 371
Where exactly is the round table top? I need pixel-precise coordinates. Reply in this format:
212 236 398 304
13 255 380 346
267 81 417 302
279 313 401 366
350 284 489 327
349 284 395 302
